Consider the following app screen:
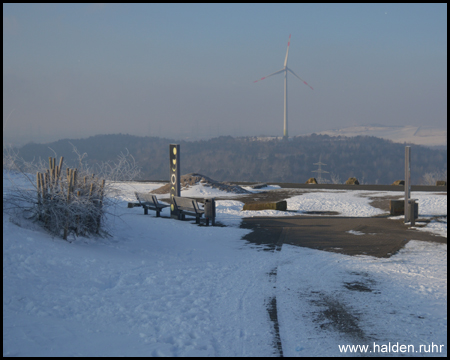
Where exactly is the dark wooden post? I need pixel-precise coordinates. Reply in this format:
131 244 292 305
169 144 181 218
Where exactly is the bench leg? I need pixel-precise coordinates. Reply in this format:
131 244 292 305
196 216 200 224
144 207 148 215
156 210 160 217
205 218 209 226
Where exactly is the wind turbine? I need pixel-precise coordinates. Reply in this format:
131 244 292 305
254 34 313 139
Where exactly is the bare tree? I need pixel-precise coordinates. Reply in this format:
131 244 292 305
94 149 141 183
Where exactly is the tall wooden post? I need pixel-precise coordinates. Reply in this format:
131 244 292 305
404 146 411 223
96 179 105 234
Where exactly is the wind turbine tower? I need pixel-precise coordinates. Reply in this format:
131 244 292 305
254 35 313 139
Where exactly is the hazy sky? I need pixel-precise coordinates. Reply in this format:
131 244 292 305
3 3 447 145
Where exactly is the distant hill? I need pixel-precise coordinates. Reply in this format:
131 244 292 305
310 125 447 148
9 133 447 185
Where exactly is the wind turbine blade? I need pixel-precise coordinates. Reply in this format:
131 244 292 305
253 68 285 83
284 34 291 68
287 67 313 90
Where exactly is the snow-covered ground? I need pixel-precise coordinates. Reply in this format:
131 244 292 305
3 174 447 356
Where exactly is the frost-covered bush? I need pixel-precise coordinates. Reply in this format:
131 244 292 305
3 145 140 240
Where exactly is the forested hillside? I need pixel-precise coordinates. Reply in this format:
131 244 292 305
9 134 447 185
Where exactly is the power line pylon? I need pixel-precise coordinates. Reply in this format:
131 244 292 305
312 155 329 184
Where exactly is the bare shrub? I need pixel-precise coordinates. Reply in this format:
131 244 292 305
421 169 447 185
329 173 341 184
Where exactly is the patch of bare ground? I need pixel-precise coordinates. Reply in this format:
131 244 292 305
308 292 369 342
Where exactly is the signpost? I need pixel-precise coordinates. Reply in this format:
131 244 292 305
170 144 180 218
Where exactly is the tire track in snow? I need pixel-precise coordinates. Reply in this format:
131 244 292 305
265 227 287 357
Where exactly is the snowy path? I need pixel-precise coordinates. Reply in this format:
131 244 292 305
3 204 282 356
276 242 447 356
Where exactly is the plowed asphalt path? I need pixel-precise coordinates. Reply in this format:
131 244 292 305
231 187 447 258
240 215 446 258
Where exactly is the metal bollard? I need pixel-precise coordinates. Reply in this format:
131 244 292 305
204 198 216 226
409 199 418 226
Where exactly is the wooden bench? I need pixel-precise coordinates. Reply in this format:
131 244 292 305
250 183 267 189
172 196 205 224
134 192 170 217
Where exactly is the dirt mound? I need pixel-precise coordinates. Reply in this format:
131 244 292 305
150 173 251 195
392 180 405 186
345 177 360 185
306 177 318 184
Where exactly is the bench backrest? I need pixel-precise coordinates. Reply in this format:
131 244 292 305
135 192 158 206
173 196 196 210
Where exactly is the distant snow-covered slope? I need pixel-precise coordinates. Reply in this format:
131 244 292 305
310 125 447 147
